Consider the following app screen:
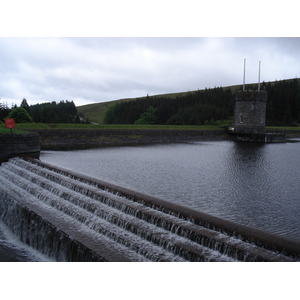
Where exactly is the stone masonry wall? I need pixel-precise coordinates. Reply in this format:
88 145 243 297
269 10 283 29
0 133 40 163
233 91 267 132
24 128 227 150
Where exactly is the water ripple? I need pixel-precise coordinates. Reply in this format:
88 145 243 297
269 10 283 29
41 141 300 241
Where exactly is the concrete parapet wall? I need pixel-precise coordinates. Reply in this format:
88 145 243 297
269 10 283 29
0 133 40 163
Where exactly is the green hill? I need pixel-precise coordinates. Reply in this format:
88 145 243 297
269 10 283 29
77 78 300 125
77 97 138 124
77 85 240 124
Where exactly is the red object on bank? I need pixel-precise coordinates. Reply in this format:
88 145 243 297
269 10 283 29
5 118 15 129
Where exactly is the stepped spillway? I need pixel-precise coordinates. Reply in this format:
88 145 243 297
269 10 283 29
0 157 299 262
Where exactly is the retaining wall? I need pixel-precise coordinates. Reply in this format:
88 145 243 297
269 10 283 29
24 128 227 150
0 133 40 163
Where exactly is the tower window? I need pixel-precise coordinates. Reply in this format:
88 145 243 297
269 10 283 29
240 115 243 123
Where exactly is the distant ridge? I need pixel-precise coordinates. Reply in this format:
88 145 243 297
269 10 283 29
77 78 300 124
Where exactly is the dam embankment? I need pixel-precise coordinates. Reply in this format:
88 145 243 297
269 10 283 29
20 128 300 150
0 132 40 164
22 128 228 150
2 127 298 161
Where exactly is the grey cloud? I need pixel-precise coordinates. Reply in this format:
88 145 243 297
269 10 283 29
0 37 299 107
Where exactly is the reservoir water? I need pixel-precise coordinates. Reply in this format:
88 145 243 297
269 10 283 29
40 140 300 242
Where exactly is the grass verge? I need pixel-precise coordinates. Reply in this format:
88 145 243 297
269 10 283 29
2 122 300 132
13 123 225 130
0 126 30 134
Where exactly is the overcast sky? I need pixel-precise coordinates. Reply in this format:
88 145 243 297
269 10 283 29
1 37 299 107
1 2 299 108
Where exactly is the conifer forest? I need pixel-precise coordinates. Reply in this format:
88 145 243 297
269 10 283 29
1 79 300 126
104 79 300 126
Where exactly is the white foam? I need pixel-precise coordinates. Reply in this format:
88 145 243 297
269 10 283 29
0 219 55 262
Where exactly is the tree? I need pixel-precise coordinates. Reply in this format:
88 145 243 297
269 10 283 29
20 98 31 115
30 100 79 123
7 107 33 123
166 113 184 125
134 106 158 125
0 101 11 121
74 115 81 124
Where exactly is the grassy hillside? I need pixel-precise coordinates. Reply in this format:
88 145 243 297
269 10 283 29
77 97 139 124
77 87 234 124
76 83 253 124
76 78 300 124
77 89 232 124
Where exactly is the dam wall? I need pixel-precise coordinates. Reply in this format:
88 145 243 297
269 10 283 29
21 128 300 150
0 156 299 262
0 133 40 164
23 128 227 150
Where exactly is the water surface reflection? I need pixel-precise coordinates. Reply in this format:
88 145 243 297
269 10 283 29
41 141 300 241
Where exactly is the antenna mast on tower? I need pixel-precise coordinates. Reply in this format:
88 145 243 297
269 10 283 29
258 61 261 92
243 58 246 91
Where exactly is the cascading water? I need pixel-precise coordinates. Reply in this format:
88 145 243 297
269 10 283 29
0 157 299 262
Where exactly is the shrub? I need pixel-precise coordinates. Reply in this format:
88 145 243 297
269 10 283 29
6 107 33 123
134 106 158 125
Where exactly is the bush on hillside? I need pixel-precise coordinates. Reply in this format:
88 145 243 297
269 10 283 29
7 107 33 123
134 106 158 125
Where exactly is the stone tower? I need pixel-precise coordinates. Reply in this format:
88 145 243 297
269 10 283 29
233 90 267 133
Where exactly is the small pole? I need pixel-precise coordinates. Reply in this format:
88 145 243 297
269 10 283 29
243 58 246 91
258 61 261 92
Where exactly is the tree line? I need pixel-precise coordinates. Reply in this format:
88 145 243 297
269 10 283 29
104 79 300 126
265 79 300 125
30 100 80 123
104 87 234 126
1 78 299 126
0 99 82 124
